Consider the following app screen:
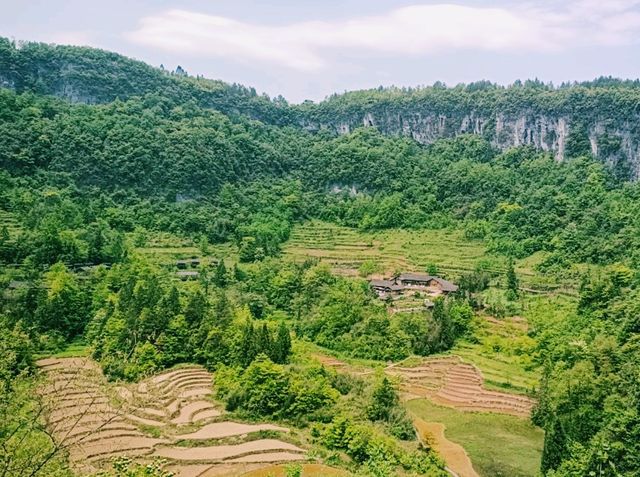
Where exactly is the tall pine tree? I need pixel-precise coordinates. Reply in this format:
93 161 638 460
506 258 519 300
273 321 292 364
214 260 228 287
257 322 273 359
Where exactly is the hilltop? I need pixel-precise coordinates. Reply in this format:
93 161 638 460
3 38 640 178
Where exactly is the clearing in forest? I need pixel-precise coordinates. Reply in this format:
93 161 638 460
407 399 544 477
283 220 571 291
414 418 479 477
36 357 311 477
283 220 490 278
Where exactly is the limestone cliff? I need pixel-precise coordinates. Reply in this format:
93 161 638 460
297 87 640 179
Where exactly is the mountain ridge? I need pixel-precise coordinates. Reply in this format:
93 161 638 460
2 37 640 178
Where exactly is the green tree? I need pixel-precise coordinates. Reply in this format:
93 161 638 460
0 225 9 243
506 258 519 300
239 318 257 367
241 354 290 416
257 322 273 358
273 321 292 364
213 260 228 287
158 314 190 365
184 289 207 326
367 376 398 422
239 236 257 262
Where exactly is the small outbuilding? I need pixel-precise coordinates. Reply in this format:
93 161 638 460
176 270 199 281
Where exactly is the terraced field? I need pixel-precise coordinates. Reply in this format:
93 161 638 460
133 231 235 271
312 351 534 417
387 356 534 417
283 221 580 294
37 358 309 476
283 221 490 278
0 208 21 257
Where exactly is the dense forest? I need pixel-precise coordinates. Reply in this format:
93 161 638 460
1 38 640 477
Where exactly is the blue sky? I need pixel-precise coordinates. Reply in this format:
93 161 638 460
2 0 640 102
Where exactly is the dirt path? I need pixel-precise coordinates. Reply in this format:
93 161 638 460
414 418 479 477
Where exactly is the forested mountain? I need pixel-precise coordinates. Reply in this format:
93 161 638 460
3 38 640 178
0 37 293 124
1 37 640 477
298 80 640 179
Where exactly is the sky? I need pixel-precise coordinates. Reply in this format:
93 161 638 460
2 0 640 102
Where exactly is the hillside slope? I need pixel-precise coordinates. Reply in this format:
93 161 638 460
0 37 292 125
2 38 640 178
296 82 640 179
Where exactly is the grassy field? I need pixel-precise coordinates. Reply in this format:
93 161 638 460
283 220 570 292
132 231 237 268
283 220 491 278
406 399 544 477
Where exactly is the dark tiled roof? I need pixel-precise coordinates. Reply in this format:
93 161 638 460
432 277 458 292
176 271 199 277
398 272 433 282
369 279 404 291
398 273 458 292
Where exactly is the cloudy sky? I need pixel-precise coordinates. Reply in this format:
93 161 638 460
2 0 640 102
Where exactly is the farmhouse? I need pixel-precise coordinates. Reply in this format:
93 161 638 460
176 270 199 281
370 279 404 296
369 272 458 298
176 259 201 269
397 272 458 293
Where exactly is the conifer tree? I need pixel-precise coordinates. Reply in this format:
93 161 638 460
233 263 246 282
239 318 257 367
506 258 519 300
274 321 292 364
0 225 9 243
214 260 227 287
367 376 397 421
184 290 207 326
257 322 273 358
212 290 233 328
160 286 181 320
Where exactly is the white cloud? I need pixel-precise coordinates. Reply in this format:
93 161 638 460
126 2 640 71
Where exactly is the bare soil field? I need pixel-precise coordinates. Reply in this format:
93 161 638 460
414 418 479 477
36 358 309 477
312 351 534 417
241 464 349 476
387 356 534 417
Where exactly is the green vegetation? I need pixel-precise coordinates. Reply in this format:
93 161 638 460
407 399 544 477
1 37 640 477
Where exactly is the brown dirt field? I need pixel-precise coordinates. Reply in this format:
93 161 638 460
240 464 348 477
193 408 224 423
154 439 304 461
151 366 204 384
389 356 534 417
311 353 347 368
175 422 288 440
178 387 213 399
124 413 167 427
227 452 307 463
38 358 309 476
171 400 219 424
187 464 265 477
414 418 479 477
165 464 218 477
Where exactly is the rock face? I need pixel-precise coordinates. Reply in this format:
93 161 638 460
299 105 640 179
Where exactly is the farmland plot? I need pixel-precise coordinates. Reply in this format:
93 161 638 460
37 358 309 477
